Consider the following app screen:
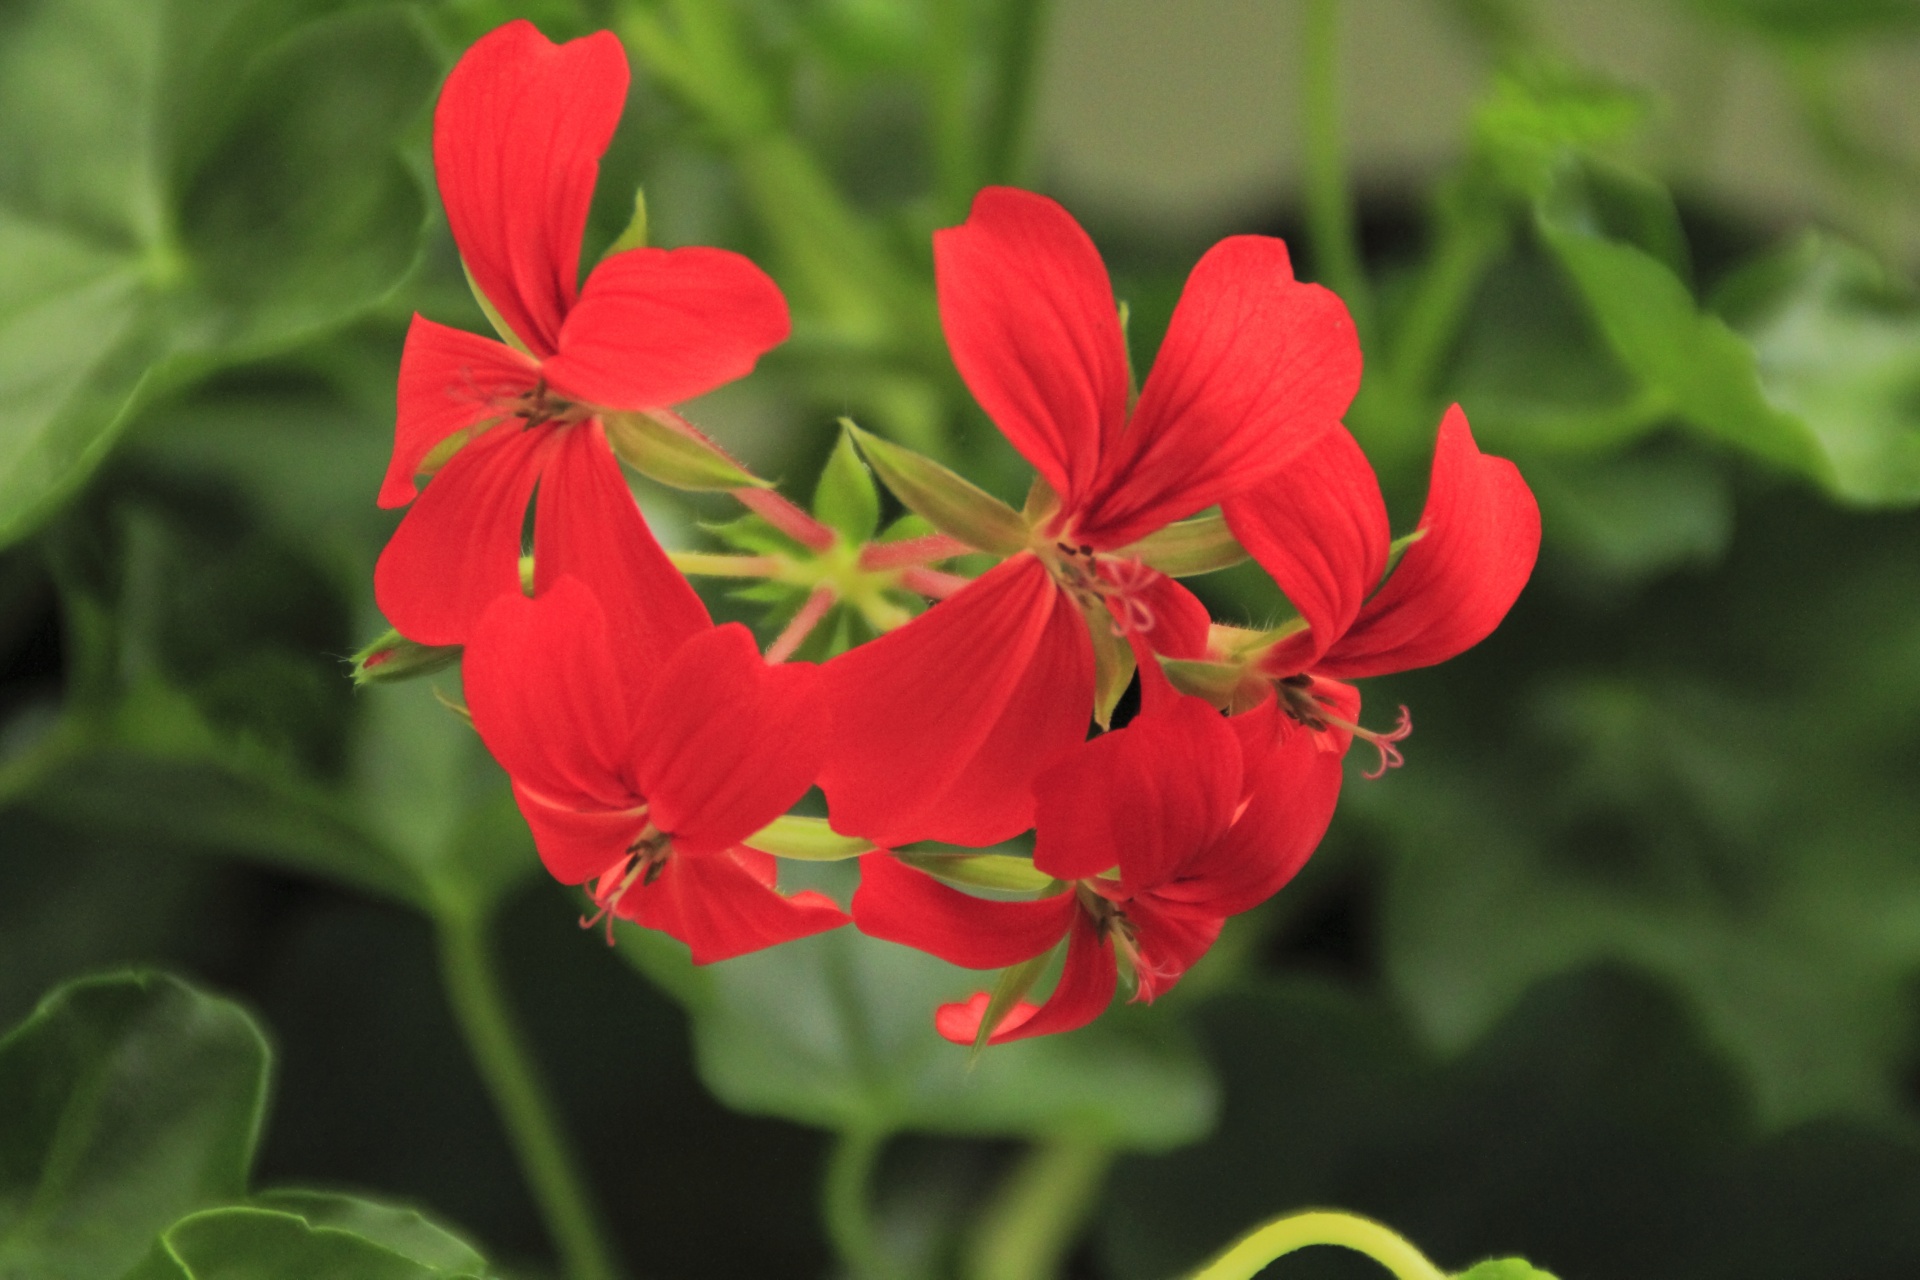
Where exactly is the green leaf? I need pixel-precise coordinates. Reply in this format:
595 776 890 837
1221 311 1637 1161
0 972 268 1280
1454 1260 1559 1280
846 421 1029 554
252 1190 489 1275
1714 234 1920 506
647 926 1217 1148
1682 0 1920 40
0 0 433 549
813 427 882 542
123 1206 477 1280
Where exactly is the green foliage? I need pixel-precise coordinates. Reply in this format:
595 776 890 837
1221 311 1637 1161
1454 1262 1558 1280
621 923 1218 1150
815 427 884 542
0 972 267 1280
124 1202 487 1280
0 0 434 549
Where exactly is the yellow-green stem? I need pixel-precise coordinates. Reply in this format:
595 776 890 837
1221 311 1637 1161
823 1127 889 1279
966 1138 1114 1280
1189 1210 1448 1280
1301 0 1374 341
437 909 622 1280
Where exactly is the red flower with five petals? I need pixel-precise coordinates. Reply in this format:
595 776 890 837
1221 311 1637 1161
374 21 788 655
1220 406 1541 767
852 691 1342 1043
819 187 1360 847
462 576 847 963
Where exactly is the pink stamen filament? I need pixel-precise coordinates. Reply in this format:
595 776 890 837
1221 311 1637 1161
1321 705 1413 779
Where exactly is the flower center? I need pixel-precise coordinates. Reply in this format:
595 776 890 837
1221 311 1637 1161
500 378 592 432
580 824 671 943
1277 674 1412 779
1044 542 1160 637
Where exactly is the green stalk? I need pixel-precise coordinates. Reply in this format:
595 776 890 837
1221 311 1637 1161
822 1127 890 1279
980 0 1055 188
1300 0 1373 341
437 909 622 1280
965 1138 1114 1280
1188 1210 1448 1280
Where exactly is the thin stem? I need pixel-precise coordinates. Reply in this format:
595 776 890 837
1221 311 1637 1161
822 1127 889 1279
1189 1210 1448 1280
965 1138 1114 1280
1300 0 1373 340
437 909 622 1280
981 0 1055 187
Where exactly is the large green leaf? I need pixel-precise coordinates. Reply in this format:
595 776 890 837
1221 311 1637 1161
622 922 1218 1150
0 0 433 549
121 1205 481 1280
0 972 268 1280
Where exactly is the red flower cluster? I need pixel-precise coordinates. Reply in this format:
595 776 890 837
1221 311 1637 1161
375 22 1541 1041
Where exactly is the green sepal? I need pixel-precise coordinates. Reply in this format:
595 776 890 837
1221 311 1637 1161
813 425 882 541
974 945 1059 1056
604 411 769 492
602 186 649 258
703 512 805 556
350 629 461 686
740 814 873 861
844 420 1028 554
1455 1259 1560 1280
1383 527 1427 581
461 260 532 358
1080 602 1137 730
1117 512 1248 576
895 851 1055 893
1160 657 1251 706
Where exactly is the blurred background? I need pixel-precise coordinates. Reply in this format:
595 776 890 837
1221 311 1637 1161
3 0 1920 1277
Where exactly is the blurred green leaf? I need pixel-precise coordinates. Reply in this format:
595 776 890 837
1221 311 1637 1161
1454 1261 1559 1280
122 1205 480 1280
252 1190 490 1274
624 925 1217 1149
1524 449 1733 585
0 0 432 549
1681 0 1920 40
0 972 267 1280
1715 234 1920 506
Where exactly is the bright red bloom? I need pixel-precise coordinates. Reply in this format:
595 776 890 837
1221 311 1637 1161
1221 406 1541 767
462 576 847 963
852 693 1342 1043
820 187 1360 847
374 20 788 650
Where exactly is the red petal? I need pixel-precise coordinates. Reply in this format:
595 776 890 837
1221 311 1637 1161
1223 424 1389 674
1166 709 1344 918
1318 406 1541 679
851 853 1075 968
531 424 710 671
463 578 641 801
622 847 848 965
1078 236 1361 547
633 624 824 856
380 316 537 508
934 187 1128 511
1032 695 1241 890
1131 573 1211 661
968 913 1117 1044
434 22 627 355
511 781 646 886
818 554 1093 847
936 992 1037 1044
541 247 790 410
1123 896 1225 1003
374 421 550 646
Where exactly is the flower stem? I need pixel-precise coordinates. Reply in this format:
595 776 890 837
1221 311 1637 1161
1300 0 1373 341
822 1126 890 1279
437 909 623 1280
1188 1210 1449 1280
965 1138 1114 1280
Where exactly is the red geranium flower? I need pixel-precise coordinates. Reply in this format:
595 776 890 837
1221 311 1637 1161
462 576 847 963
819 187 1360 847
1220 406 1541 768
853 691 1342 1042
374 20 789 653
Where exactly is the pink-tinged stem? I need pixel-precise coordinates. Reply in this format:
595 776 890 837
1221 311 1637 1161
767 584 839 663
734 487 837 552
898 567 970 599
858 534 971 571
